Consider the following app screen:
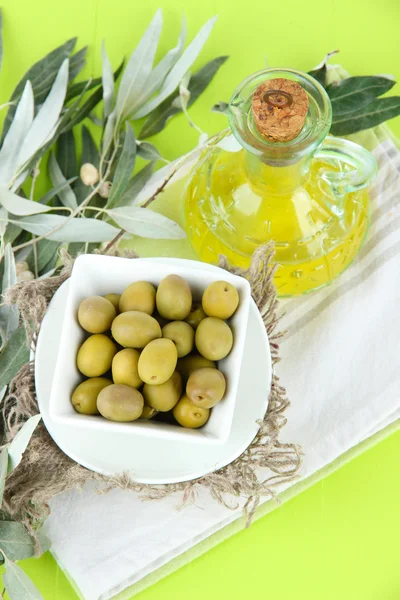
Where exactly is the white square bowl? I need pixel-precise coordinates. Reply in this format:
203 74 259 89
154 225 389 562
49 254 251 444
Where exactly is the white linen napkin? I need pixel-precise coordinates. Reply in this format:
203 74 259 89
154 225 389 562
42 134 400 600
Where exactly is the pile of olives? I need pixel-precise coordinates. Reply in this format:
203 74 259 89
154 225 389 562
71 275 239 429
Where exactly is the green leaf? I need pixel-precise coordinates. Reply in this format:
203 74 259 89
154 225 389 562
15 59 70 181
57 130 77 180
134 16 217 119
0 522 35 561
139 55 228 138
115 10 163 122
65 58 125 103
0 82 34 186
330 96 400 135
13 214 120 242
133 16 186 111
48 152 77 209
136 141 162 162
68 46 87 82
3 555 45 599
0 188 52 216
2 37 77 139
101 42 114 118
0 244 19 349
107 123 136 209
39 177 78 206
118 162 155 207
308 51 339 87
327 76 395 114
0 448 8 504
81 126 99 167
7 414 41 474
36 239 60 274
61 85 103 132
3 223 22 247
106 206 186 239
67 242 97 257
0 326 29 390
74 126 100 203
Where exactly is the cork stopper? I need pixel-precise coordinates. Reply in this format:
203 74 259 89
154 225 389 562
251 78 309 142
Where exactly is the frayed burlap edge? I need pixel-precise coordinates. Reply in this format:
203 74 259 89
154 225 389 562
1 244 302 535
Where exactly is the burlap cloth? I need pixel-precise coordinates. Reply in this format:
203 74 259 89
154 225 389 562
1 244 301 534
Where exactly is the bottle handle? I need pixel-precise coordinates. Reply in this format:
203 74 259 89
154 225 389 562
315 135 378 198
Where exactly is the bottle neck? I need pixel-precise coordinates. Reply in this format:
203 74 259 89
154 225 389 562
243 150 310 194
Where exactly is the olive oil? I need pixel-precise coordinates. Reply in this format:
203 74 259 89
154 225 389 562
184 147 369 296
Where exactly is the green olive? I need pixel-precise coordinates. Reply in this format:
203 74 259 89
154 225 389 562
138 338 178 385
185 302 207 330
202 281 239 319
77 334 117 377
156 274 192 320
97 384 144 422
173 394 210 428
78 296 116 333
176 354 216 380
71 377 112 414
103 294 121 312
119 281 156 315
112 348 142 388
111 311 161 348
186 368 226 408
162 321 194 358
195 317 233 361
140 405 158 419
143 371 182 411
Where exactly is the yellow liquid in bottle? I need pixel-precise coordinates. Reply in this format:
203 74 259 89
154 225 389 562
184 149 369 296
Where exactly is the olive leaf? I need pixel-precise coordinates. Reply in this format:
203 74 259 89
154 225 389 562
0 522 35 561
118 162 156 207
2 554 45 600
68 46 87 82
0 81 34 187
133 15 187 111
115 10 163 122
0 244 19 349
327 76 395 114
48 152 78 210
7 414 41 475
12 214 120 243
0 325 29 390
56 130 77 180
61 84 105 133
330 96 400 135
134 16 218 119
106 123 136 209
65 58 125 103
0 188 52 216
35 239 60 275
74 126 100 202
39 177 78 206
101 41 114 119
106 206 186 239
13 59 70 188
2 37 77 138
81 126 99 168
136 141 162 162
0 448 8 504
308 50 339 87
139 55 228 138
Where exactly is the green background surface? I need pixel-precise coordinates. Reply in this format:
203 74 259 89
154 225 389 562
1 0 400 598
